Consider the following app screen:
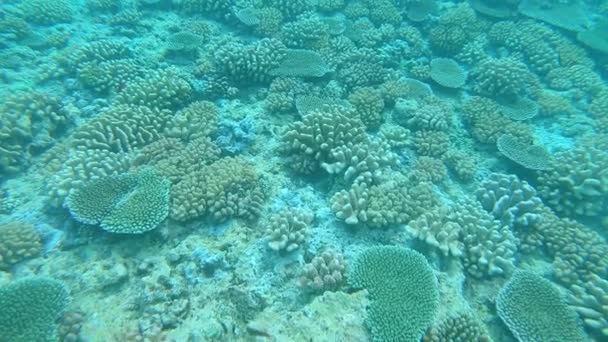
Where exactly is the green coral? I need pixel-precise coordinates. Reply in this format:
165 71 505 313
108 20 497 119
0 277 70 342
66 168 170 234
496 271 586 342
349 246 439 342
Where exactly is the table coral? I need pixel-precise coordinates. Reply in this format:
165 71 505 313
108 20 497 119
349 246 439 342
497 271 586 342
0 277 70 342
66 167 170 234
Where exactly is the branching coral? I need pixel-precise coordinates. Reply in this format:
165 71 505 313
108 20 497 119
453 202 518 278
72 105 171 153
19 0 73 25
280 105 367 175
299 250 346 293
0 91 72 176
0 222 42 270
470 57 534 99
537 136 608 218
348 87 385 129
332 177 437 228
476 173 543 229
406 206 464 257
349 246 439 342
266 209 312 253
569 274 608 338
170 157 264 222
424 313 491 342
212 37 287 84
115 68 192 110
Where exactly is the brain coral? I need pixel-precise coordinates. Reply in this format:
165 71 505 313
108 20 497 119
0 277 70 342
66 167 170 234
496 271 586 342
349 246 439 342
0 222 42 270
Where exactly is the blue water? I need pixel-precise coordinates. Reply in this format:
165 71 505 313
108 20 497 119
0 0 607 341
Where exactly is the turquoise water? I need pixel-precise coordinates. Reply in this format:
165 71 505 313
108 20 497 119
0 0 607 341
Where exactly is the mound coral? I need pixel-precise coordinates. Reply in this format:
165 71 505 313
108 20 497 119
496 271 586 342
0 277 70 342
0 222 42 270
349 246 439 342
66 168 170 234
